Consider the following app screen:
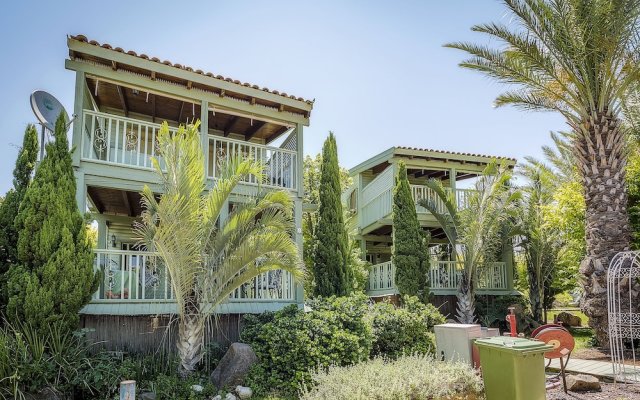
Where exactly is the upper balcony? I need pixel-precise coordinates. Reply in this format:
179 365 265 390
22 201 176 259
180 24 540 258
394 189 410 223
80 109 298 191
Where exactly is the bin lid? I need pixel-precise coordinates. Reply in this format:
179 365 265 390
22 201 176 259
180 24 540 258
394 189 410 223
475 337 554 355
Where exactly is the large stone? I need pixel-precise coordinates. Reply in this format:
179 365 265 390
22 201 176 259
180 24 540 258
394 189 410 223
235 385 253 399
555 311 582 327
210 343 258 389
225 394 238 400
566 374 601 392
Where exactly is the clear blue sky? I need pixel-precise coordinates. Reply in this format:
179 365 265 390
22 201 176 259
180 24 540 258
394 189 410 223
0 0 565 194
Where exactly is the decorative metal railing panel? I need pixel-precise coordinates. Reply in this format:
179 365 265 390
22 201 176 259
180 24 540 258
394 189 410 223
208 136 298 190
81 110 175 170
367 260 508 293
91 250 295 302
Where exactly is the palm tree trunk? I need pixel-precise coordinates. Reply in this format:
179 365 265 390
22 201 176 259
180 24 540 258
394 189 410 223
176 302 205 378
456 273 476 324
575 111 631 346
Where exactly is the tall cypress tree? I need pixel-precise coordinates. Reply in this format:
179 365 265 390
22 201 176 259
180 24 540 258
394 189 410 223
313 133 350 297
392 162 430 300
7 114 98 332
0 125 38 308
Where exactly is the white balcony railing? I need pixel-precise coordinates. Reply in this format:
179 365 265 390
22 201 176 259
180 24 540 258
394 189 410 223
81 110 298 190
412 185 476 214
366 260 508 294
91 249 295 302
207 136 297 190
81 110 175 170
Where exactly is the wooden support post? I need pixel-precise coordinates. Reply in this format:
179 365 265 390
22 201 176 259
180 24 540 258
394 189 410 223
72 71 86 167
75 170 86 213
200 100 209 176
120 380 136 400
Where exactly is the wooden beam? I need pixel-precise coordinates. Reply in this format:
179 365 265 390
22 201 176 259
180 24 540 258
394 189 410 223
223 116 239 137
111 61 117 71
122 191 134 217
151 94 156 123
265 126 290 144
244 121 267 140
362 234 393 243
177 101 184 122
87 188 105 214
150 71 156 81
116 85 129 117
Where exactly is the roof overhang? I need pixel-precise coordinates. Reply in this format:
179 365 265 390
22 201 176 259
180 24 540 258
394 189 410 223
349 146 517 176
67 35 313 127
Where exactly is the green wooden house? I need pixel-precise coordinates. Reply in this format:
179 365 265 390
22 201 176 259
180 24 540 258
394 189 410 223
343 146 519 307
65 35 311 333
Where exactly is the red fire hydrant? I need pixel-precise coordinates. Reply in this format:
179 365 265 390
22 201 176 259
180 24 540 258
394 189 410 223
506 307 517 337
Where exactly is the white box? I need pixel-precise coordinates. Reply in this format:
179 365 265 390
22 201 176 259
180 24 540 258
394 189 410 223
434 323 482 364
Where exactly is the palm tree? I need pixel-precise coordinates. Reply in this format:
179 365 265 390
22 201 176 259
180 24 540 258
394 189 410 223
517 160 560 322
137 122 303 377
419 162 517 323
446 0 640 344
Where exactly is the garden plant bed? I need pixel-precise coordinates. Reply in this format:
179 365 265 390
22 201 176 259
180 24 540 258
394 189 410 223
547 382 640 399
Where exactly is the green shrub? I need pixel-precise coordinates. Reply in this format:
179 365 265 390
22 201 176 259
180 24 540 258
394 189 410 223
370 296 445 359
241 294 372 397
299 354 483 400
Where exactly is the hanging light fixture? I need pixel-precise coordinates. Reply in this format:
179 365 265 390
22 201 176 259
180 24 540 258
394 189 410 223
111 234 117 248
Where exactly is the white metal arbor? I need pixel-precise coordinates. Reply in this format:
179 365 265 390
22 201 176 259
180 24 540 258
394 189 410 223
607 251 640 382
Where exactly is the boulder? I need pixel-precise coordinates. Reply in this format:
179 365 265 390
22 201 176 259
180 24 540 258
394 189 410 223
210 343 258 389
210 396 222 400
225 393 238 400
556 311 582 327
566 374 601 392
140 392 156 400
235 385 253 399
191 384 204 393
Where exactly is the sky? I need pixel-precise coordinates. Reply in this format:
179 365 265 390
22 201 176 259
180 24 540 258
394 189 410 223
0 0 566 194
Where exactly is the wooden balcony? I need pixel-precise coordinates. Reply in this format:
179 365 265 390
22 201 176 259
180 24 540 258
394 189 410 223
366 260 509 297
357 165 478 231
80 110 298 191
82 249 297 315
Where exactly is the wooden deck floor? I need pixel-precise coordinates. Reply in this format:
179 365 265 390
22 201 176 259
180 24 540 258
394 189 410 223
548 358 640 383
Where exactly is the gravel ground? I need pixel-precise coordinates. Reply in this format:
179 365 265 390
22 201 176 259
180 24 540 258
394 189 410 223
547 382 640 399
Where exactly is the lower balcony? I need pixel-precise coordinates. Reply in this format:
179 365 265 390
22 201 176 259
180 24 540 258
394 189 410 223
366 260 511 297
82 249 299 315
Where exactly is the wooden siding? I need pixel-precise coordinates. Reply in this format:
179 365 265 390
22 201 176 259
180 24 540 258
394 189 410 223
359 165 394 230
80 314 245 353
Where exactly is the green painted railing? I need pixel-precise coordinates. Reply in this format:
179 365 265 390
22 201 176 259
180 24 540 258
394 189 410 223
91 249 295 303
366 260 508 296
81 110 298 191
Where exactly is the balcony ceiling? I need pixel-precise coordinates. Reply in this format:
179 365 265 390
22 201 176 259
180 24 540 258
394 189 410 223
87 186 145 217
86 78 291 143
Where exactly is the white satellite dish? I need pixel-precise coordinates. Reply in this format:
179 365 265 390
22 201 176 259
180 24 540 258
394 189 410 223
30 90 70 132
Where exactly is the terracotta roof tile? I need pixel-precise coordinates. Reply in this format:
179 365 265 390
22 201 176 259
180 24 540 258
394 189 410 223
395 146 517 162
69 34 313 105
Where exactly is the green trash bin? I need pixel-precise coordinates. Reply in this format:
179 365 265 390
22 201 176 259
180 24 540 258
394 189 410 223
475 337 553 400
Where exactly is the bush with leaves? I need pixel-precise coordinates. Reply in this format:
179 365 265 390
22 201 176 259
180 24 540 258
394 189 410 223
7 114 98 334
300 354 483 400
369 296 445 359
241 294 372 397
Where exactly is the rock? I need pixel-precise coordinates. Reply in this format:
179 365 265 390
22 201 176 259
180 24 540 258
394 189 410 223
211 343 258 388
191 384 204 393
210 396 222 400
140 392 156 400
225 394 238 400
235 385 253 399
566 374 601 392
555 311 582 327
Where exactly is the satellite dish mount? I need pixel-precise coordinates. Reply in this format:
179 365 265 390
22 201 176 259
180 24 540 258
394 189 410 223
30 90 73 160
